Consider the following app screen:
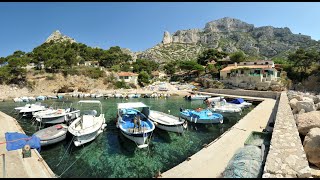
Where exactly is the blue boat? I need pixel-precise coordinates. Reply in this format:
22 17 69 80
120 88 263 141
36 96 46 101
180 108 223 124
116 102 155 148
57 95 64 99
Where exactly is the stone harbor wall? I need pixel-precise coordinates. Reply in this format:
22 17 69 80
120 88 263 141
286 91 320 176
263 92 311 178
204 88 280 99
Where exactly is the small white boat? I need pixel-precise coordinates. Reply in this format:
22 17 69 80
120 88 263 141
33 108 56 117
84 93 91 97
114 93 124 98
21 96 29 102
14 104 31 111
228 98 252 108
210 102 242 113
48 95 58 99
13 97 23 102
90 94 96 98
148 110 187 133
185 94 211 100
116 102 155 148
68 100 107 146
19 102 47 117
95 94 103 98
127 94 141 98
35 107 80 125
28 97 36 101
34 124 68 146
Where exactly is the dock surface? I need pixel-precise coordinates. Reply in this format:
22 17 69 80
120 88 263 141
161 98 276 178
0 111 55 178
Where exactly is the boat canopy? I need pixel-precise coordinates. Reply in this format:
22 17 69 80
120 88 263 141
230 98 245 104
117 102 148 109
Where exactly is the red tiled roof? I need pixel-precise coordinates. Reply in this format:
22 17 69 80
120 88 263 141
220 65 274 72
117 72 138 76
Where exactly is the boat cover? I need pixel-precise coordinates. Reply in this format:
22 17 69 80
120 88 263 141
5 132 41 152
229 98 245 104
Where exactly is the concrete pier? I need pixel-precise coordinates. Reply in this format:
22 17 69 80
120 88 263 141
0 111 55 178
161 98 276 178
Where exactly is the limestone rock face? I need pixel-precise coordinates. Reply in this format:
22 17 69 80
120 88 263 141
45 30 76 44
296 111 320 135
162 31 172 44
139 17 320 63
303 128 320 168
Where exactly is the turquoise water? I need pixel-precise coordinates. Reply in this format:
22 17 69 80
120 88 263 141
0 96 257 178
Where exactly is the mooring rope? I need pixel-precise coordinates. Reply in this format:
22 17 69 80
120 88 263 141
58 144 90 177
56 135 75 167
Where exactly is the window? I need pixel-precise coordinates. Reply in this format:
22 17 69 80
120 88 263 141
265 62 269 65
124 76 129 79
254 62 257 65
244 63 246 65
241 70 244 74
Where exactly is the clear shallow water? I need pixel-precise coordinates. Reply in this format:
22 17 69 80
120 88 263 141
0 96 256 178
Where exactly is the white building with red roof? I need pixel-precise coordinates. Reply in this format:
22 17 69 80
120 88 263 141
117 72 139 85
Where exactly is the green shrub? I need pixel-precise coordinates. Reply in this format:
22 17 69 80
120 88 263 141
83 67 104 79
114 80 129 89
45 74 56 80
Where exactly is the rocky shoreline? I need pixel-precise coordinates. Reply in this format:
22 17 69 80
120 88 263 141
287 90 320 175
0 84 190 102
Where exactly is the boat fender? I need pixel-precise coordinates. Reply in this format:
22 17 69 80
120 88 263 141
154 121 158 126
55 124 63 129
195 108 202 112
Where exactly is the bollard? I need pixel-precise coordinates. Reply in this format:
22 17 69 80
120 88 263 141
2 154 5 178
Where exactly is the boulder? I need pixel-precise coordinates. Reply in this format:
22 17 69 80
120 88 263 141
299 109 306 114
315 95 320 104
316 103 320 111
303 128 320 168
296 100 315 113
296 111 320 135
289 98 299 110
270 84 282 91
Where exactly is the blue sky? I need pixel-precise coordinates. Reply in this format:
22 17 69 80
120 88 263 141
1 2 320 57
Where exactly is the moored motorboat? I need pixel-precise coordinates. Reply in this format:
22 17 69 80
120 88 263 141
19 102 47 117
228 98 252 108
116 102 155 148
13 97 23 102
185 94 211 100
35 107 80 125
68 100 107 146
34 124 68 146
180 108 223 124
148 110 186 133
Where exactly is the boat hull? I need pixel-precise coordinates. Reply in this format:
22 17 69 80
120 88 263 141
73 129 103 147
180 113 223 124
34 124 68 146
153 122 185 133
40 134 67 146
120 130 151 146
36 111 80 124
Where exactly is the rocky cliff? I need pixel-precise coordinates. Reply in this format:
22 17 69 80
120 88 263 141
138 17 320 62
45 30 76 44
